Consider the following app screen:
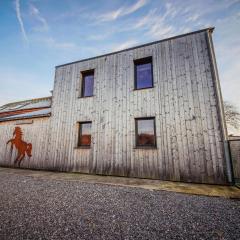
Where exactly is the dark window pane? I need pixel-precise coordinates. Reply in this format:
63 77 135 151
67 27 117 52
82 73 94 97
136 62 152 89
136 119 155 146
79 122 92 146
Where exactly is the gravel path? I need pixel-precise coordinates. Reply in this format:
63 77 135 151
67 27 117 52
0 172 239 240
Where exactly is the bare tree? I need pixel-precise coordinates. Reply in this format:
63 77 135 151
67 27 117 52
224 101 240 129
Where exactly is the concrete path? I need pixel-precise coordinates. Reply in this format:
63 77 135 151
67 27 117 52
0 167 239 198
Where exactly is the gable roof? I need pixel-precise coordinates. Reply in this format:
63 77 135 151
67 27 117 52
0 97 51 122
56 27 214 68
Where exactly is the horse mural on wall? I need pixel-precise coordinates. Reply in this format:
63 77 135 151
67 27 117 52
6 127 32 166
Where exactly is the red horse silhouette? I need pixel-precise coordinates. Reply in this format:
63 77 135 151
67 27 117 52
6 127 32 166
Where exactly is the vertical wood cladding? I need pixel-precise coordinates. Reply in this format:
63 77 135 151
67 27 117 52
45 30 227 184
229 137 240 180
0 118 50 169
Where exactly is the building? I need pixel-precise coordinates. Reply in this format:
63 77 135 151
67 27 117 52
228 136 240 182
0 97 51 168
0 28 232 184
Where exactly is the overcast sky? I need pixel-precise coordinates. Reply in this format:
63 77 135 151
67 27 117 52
0 0 239 111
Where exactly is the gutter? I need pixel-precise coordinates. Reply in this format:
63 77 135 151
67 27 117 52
205 29 234 184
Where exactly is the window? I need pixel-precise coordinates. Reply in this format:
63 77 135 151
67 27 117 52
135 118 156 147
78 122 92 147
81 70 94 97
134 57 153 90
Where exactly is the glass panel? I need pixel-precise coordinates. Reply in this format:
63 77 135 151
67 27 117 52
80 122 91 146
136 62 152 89
137 119 155 146
83 74 94 97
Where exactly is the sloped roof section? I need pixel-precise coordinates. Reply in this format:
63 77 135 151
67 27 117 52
0 97 51 122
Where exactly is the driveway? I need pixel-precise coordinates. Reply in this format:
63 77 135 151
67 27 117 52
0 169 239 240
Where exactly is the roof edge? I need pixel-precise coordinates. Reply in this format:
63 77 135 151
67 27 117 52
0 106 51 116
56 27 214 68
0 96 52 108
0 113 51 123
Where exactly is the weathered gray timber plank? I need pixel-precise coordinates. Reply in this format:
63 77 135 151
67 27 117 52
0 30 227 184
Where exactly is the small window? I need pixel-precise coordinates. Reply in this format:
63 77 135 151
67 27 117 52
81 70 94 97
135 118 156 147
78 122 92 147
134 57 153 90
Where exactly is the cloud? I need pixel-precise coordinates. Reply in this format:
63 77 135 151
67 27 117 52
186 13 200 22
129 4 176 39
164 2 177 18
39 37 78 50
112 40 138 51
148 21 174 39
93 3 178 41
87 33 111 41
182 0 240 20
124 0 148 15
98 0 148 22
15 0 28 42
30 4 49 32
101 7 123 22
53 7 87 21
133 9 157 29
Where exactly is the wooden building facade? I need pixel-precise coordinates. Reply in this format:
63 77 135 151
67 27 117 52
0 28 231 184
0 97 51 169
